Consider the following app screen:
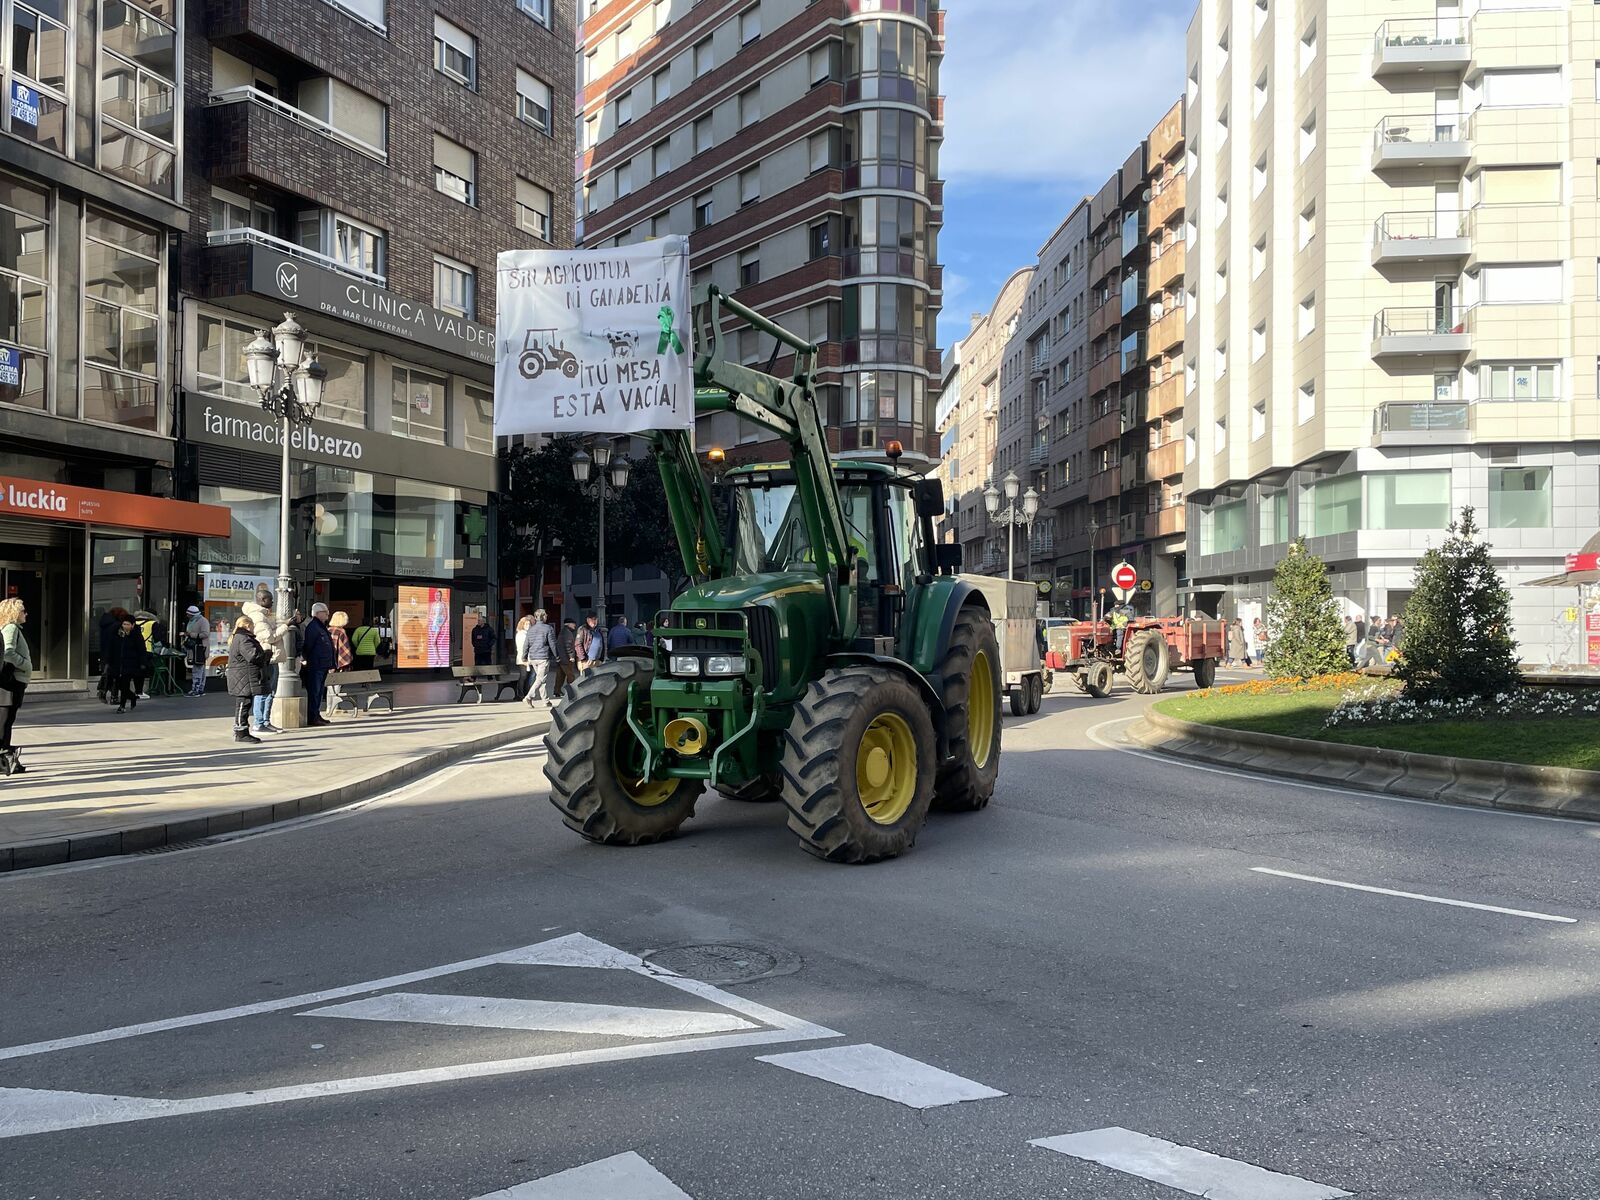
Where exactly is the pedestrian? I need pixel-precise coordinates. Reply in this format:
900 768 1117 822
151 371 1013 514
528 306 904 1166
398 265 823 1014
1250 617 1267 667
133 608 165 699
1390 615 1405 651
183 604 211 696
0 597 33 776
523 608 557 706
576 611 607 672
106 617 150 713
96 606 128 703
557 617 580 694
350 617 381 671
329 612 355 672
514 616 534 697
471 611 497 666
301 602 336 727
1343 616 1358 667
608 614 635 652
226 615 271 745
1355 628 1383 670
639 619 654 648
1226 619 1246 668
239 601 285 736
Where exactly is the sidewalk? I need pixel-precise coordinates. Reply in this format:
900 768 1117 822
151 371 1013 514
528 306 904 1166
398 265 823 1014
0 682 550 871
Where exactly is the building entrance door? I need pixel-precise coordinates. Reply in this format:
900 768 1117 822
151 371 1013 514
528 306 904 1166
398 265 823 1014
2 561 49 678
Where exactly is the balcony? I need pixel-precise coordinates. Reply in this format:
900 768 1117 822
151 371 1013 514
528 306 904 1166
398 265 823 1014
1030 349 1050 378
1118 512 1147 544
1090 241 1121 285
1371 306 1470 359
205 226 386 286
1373 401 1471 446
1119 454 1146 487
208 85 387 164
1028 443 1048 469
1146 374 1181 420
1087 354 1120 396
1149 172 1185 228
1147 308 1184 355
1372 115 1468 171
1373 211 1470 267
1089 299 1120 341
1093 522 1120 552
1031 527 1055 557
1373 18 1470 77
1086 408 1123 450
1154 506 1186 538
1147 438 1184 481
1147 242 1186 293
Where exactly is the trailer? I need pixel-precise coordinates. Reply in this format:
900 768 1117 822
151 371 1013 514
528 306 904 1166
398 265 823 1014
959 575 1046 716
1046 616 1226 698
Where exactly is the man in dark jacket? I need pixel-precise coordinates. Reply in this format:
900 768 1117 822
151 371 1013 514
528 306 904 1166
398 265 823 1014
608 615 634 652
301 603 336 726
470 612 497 666
576 612 606 672
107 618 150 714
556 618 580 694
523 609 557 706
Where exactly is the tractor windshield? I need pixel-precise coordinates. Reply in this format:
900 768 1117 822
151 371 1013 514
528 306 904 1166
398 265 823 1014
729 482 813 573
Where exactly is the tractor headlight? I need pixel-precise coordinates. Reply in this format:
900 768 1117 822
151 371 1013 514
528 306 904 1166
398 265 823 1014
704 654 748 677
669 654 702 677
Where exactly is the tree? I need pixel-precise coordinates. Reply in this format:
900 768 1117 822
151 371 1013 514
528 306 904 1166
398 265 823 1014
496 437 596 604
1393 505 1520 702
606 452 695 598
1263 540 1348 679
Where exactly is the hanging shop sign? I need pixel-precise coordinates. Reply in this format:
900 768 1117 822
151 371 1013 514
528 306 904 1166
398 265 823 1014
0 475 231 538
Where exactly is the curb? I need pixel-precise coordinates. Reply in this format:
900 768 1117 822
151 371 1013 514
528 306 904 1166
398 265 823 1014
1130 708 1600 823
0 713 552 873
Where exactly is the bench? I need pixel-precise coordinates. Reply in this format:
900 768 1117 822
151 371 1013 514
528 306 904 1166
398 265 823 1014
452 663 521 703
325 669 396 714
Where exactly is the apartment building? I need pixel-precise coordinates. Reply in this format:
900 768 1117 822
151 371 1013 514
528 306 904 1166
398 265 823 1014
945 268 1030 575
176 0 574 664
575 0 946 462
1185 0 1599 660
1144 101 1188 612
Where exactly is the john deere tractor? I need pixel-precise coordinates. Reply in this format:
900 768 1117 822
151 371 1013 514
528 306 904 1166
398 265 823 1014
544 287 1002 863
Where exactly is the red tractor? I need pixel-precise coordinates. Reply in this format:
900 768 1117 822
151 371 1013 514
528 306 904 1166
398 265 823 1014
1046 617 1225 697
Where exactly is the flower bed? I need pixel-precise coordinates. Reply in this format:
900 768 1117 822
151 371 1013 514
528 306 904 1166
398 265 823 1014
1326 686 1600 729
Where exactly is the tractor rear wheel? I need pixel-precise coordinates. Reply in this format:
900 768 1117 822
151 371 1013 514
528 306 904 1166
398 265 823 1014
779 667 937 863
1123 629 1172 695
544 660 702 845
931 606 1003 812
1191 656 1218 689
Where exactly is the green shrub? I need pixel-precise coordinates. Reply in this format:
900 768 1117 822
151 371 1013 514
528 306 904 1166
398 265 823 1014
1263 540 1349 680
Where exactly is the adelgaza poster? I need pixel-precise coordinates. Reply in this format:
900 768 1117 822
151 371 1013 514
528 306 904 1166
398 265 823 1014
397 586 451 668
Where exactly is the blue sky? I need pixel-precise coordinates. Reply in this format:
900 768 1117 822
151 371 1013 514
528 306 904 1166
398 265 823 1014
938 0 1194 344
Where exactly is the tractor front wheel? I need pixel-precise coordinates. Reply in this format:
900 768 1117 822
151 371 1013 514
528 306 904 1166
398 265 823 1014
1123 629 1172 695
544 660 702 845
780 667 937 863
931 605 1003 813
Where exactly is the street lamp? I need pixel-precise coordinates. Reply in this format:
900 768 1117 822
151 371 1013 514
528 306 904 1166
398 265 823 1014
243 312 327 729
1086 517 1101 624
983 471 1038 582
572 439 632 620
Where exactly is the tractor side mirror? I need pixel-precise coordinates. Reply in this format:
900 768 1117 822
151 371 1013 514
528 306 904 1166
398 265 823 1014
935 544 963 574
913 478 945 519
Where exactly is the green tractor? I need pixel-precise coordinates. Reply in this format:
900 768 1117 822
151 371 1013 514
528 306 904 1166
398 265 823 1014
544 287 1002 863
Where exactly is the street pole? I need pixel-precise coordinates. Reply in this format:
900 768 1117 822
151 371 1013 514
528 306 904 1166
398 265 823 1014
597 482 607 620
1088 519 1097 625
1007 519 1015 582
274 409 304 728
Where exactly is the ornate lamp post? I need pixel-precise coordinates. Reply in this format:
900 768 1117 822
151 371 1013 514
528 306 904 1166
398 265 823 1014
983 470 1040 582
243 312 327 729
571 440 632 620
1087 516 1100 623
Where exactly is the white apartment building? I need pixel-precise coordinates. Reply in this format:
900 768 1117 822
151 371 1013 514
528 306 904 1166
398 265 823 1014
1184 0 1599 660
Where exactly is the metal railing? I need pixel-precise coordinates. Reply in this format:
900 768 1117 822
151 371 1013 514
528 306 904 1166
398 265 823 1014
1373 114 1463 151
1374 402 1469 434
1375 210 1464 241
1373 306 1470 339
208 85 388 163
1028 444 1048 468
205 226 388 286
1375 17 1466 50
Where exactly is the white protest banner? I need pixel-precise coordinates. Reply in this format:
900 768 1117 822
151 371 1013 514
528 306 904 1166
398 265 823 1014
494 238 695 438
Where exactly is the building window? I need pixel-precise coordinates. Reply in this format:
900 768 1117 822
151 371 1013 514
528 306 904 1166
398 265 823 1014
1298 111 1316 162
738 249 760 288
1489 466 1551 529
617 158 634 196
1298 293 1316 339
433 255 475 319
1298 379 1315 424
1253 67 1268 116
1214 341 1227 379
517 178 552 242
1252 154 1267 197
653 67 671 105
1251 400 1266 440
1201 500 1246 555
1214 416 1227 451
0 175 50 413
463 383 494 455
1482 69 1563 108
99 0 179 197
1259 491 1289 546
739 166 760 206
693 115 712 154
809 220 831 260
810 45 832 87
1479 361 1559 401
517 70 552 132
740 5 760 44
694 192 713 229
809 130 832 172
296 77 389 157
739 85 761 127
434 15 477 87
295 210 386 279
1300 475 1360 537
652 0 669 30
1251 235 1267 278
615 89 633 126
1251 321 1266 362
517 0 551 27
392 365 447 444
1480 263 1562 305
1367 471 1451 531
9 0 70 155
1479 165 1560 205
1298 202 1316 249
1298 19 1316 74
693 37 712 77
433 134 476 204
82 211 162 431
653 139 671 178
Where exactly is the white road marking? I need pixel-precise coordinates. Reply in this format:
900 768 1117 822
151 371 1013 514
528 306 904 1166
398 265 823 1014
504 932 642 970
756 1043 1004 1109
0 933 840 1139
1030 1127 1350 1199
472 1151 692 1199
1083 717 1586 827
305 993 756 1038
1250 867 1577 924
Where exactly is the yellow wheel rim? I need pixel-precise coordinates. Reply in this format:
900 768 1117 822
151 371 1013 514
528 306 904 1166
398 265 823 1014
613 724 679 808
969 649 996 769
856 711 918 825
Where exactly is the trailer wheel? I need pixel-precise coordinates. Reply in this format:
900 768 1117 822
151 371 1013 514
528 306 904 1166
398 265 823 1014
780 667 936 863
544 660 702 845
1123 629 1172 695
1009 687 1026 718
1191 656 1218 690
1024 674 1043 715
931 605 1003 813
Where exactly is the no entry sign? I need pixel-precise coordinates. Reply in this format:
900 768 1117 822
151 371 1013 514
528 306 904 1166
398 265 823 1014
1111 562 1138 590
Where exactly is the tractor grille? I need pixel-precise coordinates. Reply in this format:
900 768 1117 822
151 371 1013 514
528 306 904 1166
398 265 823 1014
745 606 780 690
665 636 729 654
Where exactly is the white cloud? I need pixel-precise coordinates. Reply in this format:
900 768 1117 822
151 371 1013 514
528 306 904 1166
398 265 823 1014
940 0 1190 183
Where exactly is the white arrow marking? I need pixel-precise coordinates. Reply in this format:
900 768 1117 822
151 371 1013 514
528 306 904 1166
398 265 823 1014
757 1043 1005 1109
305 993 755 1038
472 1151 692 1199
1030 1127 1350 1199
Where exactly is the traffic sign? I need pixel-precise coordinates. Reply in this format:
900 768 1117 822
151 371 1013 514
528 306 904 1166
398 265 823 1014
1110 562 1138 590
1139 579 1153 593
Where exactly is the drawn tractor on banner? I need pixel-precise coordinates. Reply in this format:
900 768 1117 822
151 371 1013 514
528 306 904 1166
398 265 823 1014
518 329 581 381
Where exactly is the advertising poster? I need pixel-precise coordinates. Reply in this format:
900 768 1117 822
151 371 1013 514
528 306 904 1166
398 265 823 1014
397 585 452 669
202 573 277 664
494 238 694 439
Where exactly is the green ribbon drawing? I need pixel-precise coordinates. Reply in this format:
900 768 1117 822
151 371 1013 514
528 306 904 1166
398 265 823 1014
657 305 685 355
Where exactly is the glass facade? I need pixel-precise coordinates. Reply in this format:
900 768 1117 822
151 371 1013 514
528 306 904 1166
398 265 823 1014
1301 476 1361 538
82 210 163 431
842 370 925 426
1489 466 1551 529
842 109 929 192
392 366 447 444
1259 491 1289 546
98 0 179 197
1367 471 1451 532
0 173 48 411
843 19 932 106
198 484 281 567
1200 500 1245 555
842 196 927 281
842 283 926 366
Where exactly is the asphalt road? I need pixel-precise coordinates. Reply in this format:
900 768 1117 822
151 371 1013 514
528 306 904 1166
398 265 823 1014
2 673 1597 1199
